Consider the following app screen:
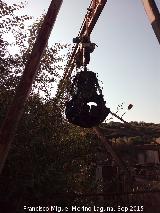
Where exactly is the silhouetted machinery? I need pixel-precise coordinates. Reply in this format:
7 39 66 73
65 70 110 128
65 35 110 128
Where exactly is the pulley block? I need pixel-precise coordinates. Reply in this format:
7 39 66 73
74 35 96 68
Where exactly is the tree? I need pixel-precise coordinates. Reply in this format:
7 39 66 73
1 2 159 212
0 0 70 100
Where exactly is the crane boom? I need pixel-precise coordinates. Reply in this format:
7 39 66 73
56 0 108 101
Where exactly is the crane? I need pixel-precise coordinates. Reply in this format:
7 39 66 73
0 0 159 177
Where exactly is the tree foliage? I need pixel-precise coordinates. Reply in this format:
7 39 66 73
0 0 70 100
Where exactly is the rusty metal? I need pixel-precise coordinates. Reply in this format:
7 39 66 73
93 126 132 177
141 0 160 44
0 0 63 174
56 0 108 101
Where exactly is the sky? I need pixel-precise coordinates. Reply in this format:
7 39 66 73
4 0 160 124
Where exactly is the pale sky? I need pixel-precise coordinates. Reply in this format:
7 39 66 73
4 0 160 124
